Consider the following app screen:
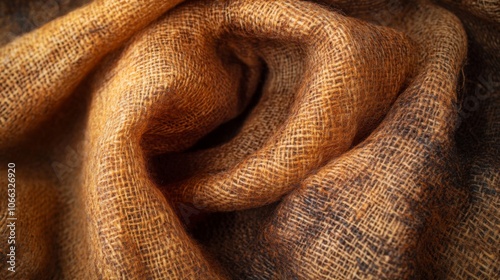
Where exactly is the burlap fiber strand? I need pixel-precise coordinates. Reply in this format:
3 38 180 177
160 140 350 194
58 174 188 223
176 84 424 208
0 0 498 279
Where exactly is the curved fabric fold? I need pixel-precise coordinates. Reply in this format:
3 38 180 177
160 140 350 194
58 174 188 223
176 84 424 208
0 0 498 279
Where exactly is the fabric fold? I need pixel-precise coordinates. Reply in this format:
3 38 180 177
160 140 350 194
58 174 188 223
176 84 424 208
0 0 498 279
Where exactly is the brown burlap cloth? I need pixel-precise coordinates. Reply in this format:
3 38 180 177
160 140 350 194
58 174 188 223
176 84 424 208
0 0 498 279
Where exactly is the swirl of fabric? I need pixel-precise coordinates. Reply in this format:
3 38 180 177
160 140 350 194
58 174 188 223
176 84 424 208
0 0 498 279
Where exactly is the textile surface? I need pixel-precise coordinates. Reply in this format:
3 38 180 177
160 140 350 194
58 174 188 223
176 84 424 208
0 0 498 279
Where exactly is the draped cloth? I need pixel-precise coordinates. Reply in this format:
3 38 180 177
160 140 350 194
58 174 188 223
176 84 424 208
0 0 498 279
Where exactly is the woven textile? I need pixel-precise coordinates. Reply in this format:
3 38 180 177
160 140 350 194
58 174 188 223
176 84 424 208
0 0 498 279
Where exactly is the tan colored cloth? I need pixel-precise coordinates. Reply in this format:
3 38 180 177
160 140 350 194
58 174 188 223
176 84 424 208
0 0 498 279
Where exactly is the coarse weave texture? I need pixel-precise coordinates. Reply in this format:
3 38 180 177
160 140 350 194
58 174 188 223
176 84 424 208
0 0 498 279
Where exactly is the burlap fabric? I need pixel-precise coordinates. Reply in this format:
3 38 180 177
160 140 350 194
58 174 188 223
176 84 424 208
0 0 498 279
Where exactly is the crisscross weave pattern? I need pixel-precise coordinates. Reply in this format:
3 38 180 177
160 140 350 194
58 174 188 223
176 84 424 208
0 0 498 279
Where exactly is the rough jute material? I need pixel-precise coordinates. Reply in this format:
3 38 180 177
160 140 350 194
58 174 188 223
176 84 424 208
0 0 498 279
